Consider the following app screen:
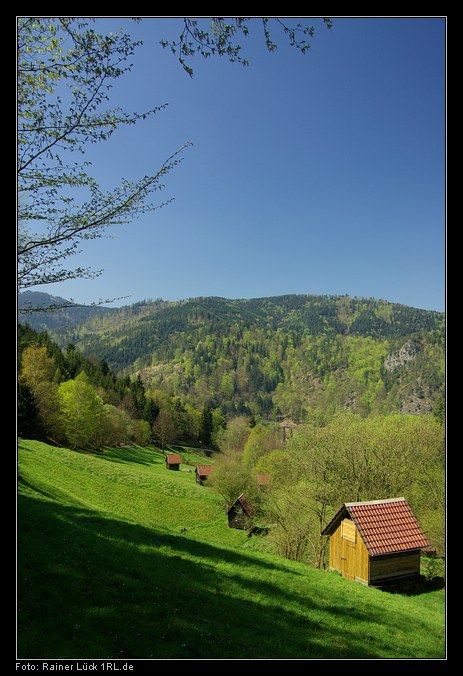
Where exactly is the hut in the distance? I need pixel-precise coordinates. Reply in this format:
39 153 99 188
256 474 271 488
195 464 213 485
227 493 255 530
321 497 430 586
165 453 182 471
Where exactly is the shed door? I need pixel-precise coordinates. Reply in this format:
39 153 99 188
340 519 357 581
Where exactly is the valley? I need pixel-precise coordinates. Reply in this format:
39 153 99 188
17 439 445 659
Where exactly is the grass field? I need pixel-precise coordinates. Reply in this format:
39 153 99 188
17 439 446 660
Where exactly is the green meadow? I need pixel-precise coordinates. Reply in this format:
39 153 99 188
17 440 445 660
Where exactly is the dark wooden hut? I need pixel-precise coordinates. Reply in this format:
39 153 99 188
195 464 213 485
321 497 430 586
165 453 182 471
227 493 255 530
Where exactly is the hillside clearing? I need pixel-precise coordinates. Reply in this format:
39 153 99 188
17 440 445 659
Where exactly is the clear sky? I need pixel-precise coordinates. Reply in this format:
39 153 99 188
34 17 446 312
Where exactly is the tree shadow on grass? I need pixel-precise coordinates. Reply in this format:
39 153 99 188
89 445 164 468
170 444 214 459
377 575 445 596
17 492 444 660
18 476 84 508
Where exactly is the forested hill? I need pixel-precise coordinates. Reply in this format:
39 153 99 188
18 291 114 330
19 293 445 422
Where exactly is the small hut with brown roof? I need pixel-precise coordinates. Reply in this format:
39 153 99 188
256 474 271 488
321 497 430 587
195 464 213 485
227 493 255 530
165 453 182 471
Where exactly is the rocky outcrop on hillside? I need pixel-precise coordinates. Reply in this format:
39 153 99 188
400 387 434 415
383 339 419 372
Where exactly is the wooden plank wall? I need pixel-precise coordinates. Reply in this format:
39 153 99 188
369 551 420 584
329 523 343 573
329 519 369 584
354 534 369 584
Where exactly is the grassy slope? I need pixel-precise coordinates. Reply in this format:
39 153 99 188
17 440 445 660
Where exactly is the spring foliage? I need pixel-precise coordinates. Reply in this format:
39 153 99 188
17 17 187 295
23 294 445 422
211 411 445 564
17 324 224 451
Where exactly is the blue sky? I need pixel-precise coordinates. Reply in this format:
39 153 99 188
36 17 446 312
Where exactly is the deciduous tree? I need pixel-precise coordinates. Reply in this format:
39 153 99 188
207 451 257 506
152 408 175 451
161 17 333 77
58 372 104 448
215 416 251 454
19 345 56 393
242 422 284 469
18 17 187 303
263 485 318 563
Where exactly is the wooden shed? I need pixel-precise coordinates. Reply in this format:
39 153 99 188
321 498 430 586
165 453 182 471
256 474 271 488
227 493 255 530
195 464 213 485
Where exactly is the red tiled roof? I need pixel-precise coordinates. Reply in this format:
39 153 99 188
256 474 271 485
196 464 214 476
323 498 430 556
228 493 255 517
166 454 182 465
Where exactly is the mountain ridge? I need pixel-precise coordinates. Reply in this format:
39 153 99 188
18 290 445 316
18 291 445 422
18 290 116 331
